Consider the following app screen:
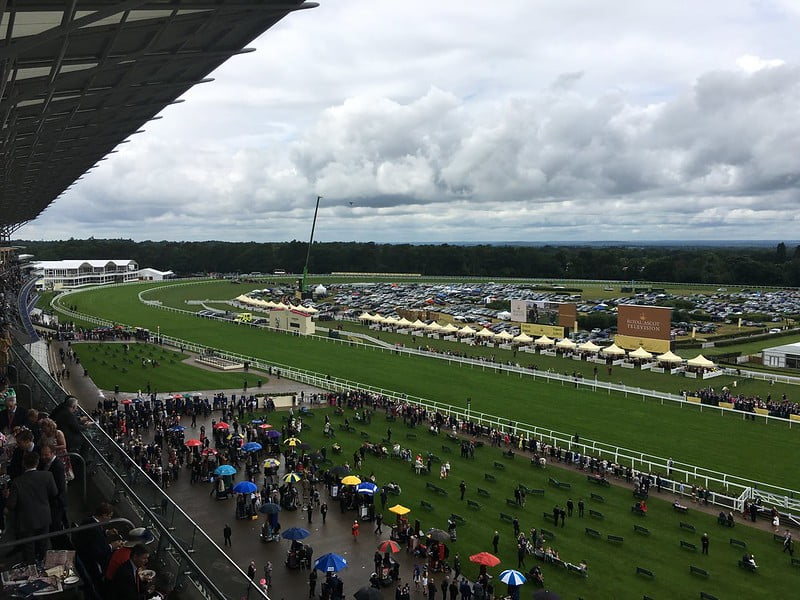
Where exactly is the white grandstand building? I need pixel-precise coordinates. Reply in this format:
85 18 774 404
32 259 139 290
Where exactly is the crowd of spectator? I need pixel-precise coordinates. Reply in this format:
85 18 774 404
691 386 799 418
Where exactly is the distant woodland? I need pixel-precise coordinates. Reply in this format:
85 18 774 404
13 239 800 286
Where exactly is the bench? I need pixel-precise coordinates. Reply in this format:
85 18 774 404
540 528 556 540
531 457 545 468
791 557 800 568
589 509 604 520
700 593 719 600
420 500 434 511
607 535 624 543
566 563 587 577
360 431 370 438
467 500 482 510
634 525 650 536
590 493 605 503
405 433 417 440
493 461 506 470
635 567 654 578
587 475 610 486
338 424 355 432
477 488 491 498
426 482 438 492
631 506 647 516
680 522 696 533
506 498 519 508
673 504 689 514
585 528 601 538
499 513 514 523
528 488 545 496
633 490 649 500
484 473 496 483
729 538 747 549
450 513 466 525
543 512 556 523
738 560 757 572
680 540 697 552
441 445 452 453
690 565 709 577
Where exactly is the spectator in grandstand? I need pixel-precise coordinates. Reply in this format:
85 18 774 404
0 392 28 433
6 450 58 561
51 395 90 457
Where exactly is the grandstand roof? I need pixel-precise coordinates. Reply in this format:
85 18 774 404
33 258 137 269
0 0 317 234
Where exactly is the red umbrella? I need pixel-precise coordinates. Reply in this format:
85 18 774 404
213 422 230 430
258 423 273 429
121 399 133 405
201 448 218 456
377 540 401 554
469 552 500 567
185 439 202 447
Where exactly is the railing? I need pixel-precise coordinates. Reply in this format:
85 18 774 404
9 342 269 600
50 281 800 512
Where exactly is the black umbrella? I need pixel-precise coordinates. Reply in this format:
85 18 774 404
426 528 450 543
354 586 382 600
532 591 561 600
330 465 350 476
259 503 282 515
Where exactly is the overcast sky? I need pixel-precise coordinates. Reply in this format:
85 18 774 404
20 0 800 243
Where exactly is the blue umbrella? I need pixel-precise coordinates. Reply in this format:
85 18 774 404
167 425 185 432
499 570 526 586
251 419 263 425
214 465 237 476
356 482 379 495
314 552 348 573
266 430 281 439
232 481 258 494
282 527 311 541
242 442 262 452
259 503 281 514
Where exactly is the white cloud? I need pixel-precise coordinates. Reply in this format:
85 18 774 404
18 0 800 242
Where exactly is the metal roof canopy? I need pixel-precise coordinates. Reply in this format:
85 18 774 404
0 0 317 234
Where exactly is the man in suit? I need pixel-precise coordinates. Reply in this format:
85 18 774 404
51 396 89 456
111 543 150 600
73 502 123 584
39 443 68 533
7 427 34 479
6 450 58 562
0 393 27 434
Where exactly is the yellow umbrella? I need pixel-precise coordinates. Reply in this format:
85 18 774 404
283 472 302 483
284 437 302 445
341 475 362 486
388 504 411 515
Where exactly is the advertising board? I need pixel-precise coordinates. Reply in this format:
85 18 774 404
615 304 672 353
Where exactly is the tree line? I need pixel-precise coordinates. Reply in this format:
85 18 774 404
12 238 800 287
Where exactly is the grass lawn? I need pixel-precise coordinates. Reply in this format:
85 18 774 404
291 405 799 599
71 342 264 394
57 283 800 489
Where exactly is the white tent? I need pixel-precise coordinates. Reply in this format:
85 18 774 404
601 343 626 356
475 328 495 338
494 330 514 341
534 335 555 346
384 316 400 326
513 332 534 344
687 354 716 368
628 347 653 360
441 323 460 334
555 338 577 350
425 321 444 331
358 312 373 321
656 350 683 364
411 319 427 329
397 317 413 327
578 341 602 353
458 325 477 336
298 305 318 314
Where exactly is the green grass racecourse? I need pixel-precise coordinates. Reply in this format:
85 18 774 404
57 282 800 489
70 343 262 394
282 406 800 599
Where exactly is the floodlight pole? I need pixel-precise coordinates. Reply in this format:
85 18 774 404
301 195 322 296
